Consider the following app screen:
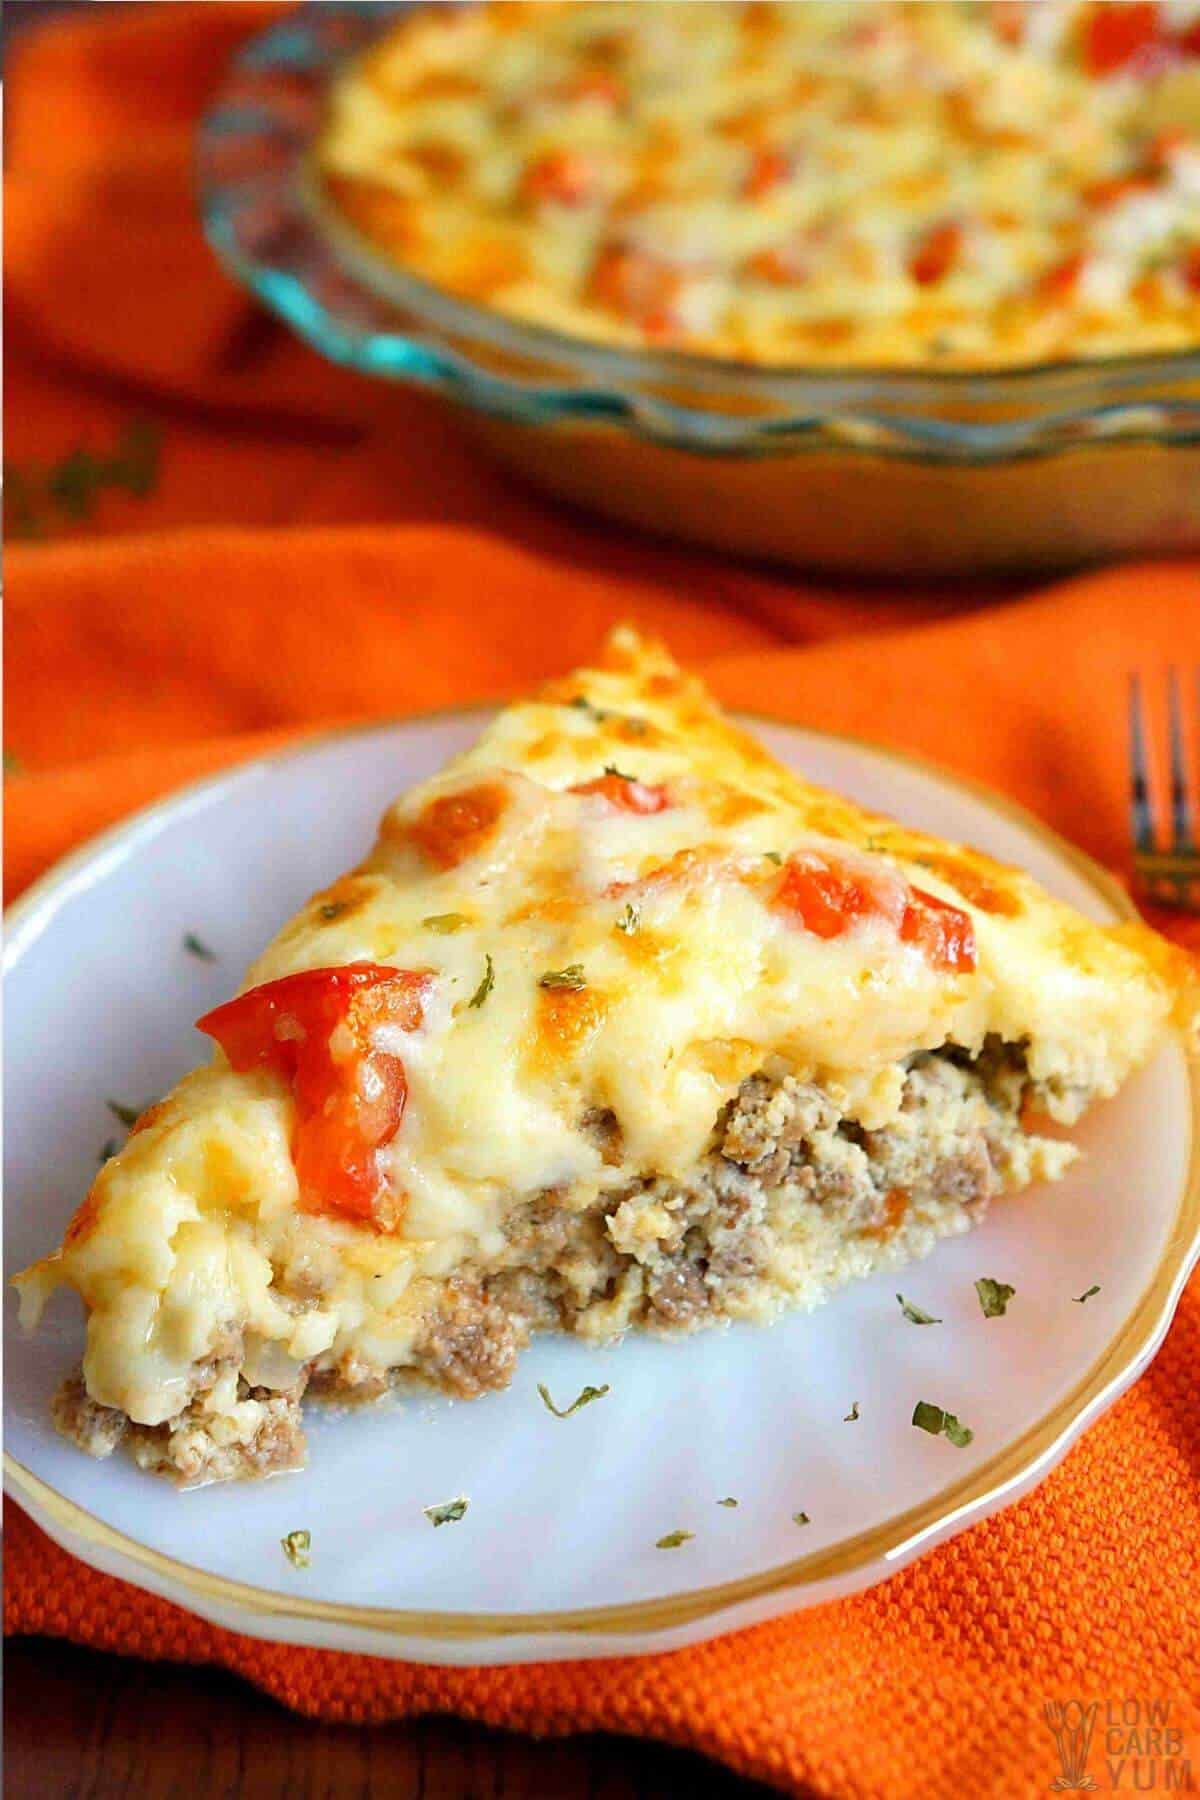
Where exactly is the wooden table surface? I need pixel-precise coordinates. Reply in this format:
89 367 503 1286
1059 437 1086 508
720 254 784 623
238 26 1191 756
4 1636 780 1799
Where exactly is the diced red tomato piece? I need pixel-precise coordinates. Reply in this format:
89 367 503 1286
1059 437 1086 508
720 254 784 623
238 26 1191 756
1082 2 1160 75
1085 172 1155 207
899 887 977 972
520 150 599 207
743 148 792 200
772 853 903 940
1184 246 1200 293
589 243 687 337
909 221 963 286
1178 18 1200 54
1038 251 1087 300
571 773 672 814
198 964 429 1228
772 853 976 972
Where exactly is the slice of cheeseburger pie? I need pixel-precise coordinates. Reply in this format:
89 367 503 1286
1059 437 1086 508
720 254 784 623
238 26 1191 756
16 631 1189 1484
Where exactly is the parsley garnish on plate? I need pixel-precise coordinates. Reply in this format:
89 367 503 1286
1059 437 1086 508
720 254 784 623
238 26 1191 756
98 1138 119 1165
423 912 468 934
716 1497 738 1508
539 964 586 991
975 1278 1015 1318
897 1294 941 1325
537 1381 610 1419
183 932 216 962
912 1402 974 1448
106 1099 145 1129
1073 1284 1101 1304
616 903 640 936
468 955 494 1009
793 1511 811 1527
656 1530 694 1549
424 1497 469 1528
843 1401 860 1422
280 1529 311 1568
603 763 635 782
763 850 783 865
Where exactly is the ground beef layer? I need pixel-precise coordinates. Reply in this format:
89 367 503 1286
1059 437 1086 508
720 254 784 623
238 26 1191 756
52 1042 1077 1483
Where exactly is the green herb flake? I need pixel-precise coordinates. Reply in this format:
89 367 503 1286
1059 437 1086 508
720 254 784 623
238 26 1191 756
98 1138 119 1165
716 1497 739 1508
793 1511 811 1527
912 1402 974 1448
655 1530 694 1550
975 1277 1015 1319
3 749 23 776
897 1293 942 1326
280 1529 311 1568
763 850 783 865
468 954 494 1009
537 1381 610 1419
1073 1284 1101 1305
183 932 216 963
539 964 586 991
843 1401 860 1423
603 763 635 782
319 901 347 923
106 1099 144 1129
424 1497 469 1528
616 903 641 936
6 420 162 541
423 912 469 934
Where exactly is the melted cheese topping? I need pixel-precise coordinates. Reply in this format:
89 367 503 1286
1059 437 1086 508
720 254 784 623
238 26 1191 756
318 0 1200 369
17 627 1181 1423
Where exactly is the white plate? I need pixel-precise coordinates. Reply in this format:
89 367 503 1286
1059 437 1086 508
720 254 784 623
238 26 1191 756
5 715 1198 1667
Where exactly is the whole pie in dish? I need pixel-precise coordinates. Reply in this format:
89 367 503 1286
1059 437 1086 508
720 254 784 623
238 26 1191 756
16 631 1190 1483
316 0 1200 369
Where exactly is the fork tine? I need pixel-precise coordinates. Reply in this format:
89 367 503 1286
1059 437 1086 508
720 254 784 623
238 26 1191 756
1128 673 1155 853
1168 667 1193 850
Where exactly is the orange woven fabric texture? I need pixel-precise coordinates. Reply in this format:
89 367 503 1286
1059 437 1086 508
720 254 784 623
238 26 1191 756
5 8 1200 1799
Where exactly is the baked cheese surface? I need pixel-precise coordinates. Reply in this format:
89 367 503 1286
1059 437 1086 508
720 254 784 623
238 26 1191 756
17 629 1180 1428
318 0 1200 369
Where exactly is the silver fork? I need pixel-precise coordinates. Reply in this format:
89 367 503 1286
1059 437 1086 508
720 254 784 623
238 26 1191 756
1129 669 1200 911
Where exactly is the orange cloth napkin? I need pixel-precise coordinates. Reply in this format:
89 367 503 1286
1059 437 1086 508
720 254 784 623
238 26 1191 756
5 8 1200 1798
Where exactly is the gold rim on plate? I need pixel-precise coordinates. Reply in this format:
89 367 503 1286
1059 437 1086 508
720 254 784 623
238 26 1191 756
5 712 1199 1645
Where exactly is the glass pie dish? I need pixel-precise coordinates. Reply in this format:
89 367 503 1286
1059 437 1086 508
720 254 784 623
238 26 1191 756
198 2 1200 577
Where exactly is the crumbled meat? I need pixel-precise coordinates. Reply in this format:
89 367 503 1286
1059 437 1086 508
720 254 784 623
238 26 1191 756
127 1387 307 1487
413 1276 529 1398
310 1353 393 1402
51 1373 129 1460
718 1051 1033 1234
720 1075 841 1184
53 1041 1078 1482
644 1261 710 1325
